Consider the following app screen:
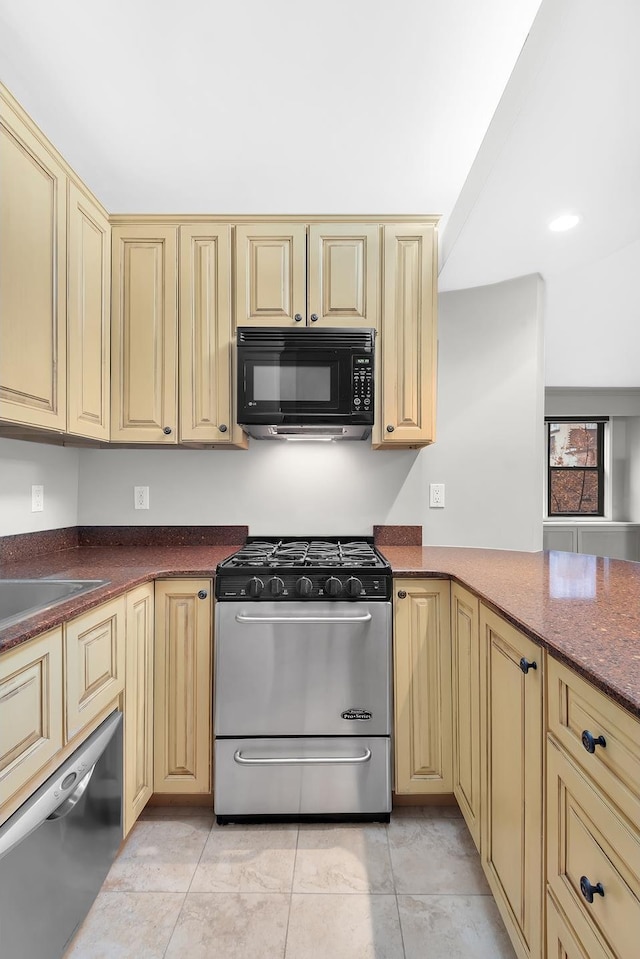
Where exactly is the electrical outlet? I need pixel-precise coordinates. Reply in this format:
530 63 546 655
429 483 445 508
134 486 150 510
31 485 44 512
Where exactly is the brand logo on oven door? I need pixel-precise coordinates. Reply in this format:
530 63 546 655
341 708 372 721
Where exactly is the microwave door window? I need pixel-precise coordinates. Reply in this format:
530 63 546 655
253 364 332 403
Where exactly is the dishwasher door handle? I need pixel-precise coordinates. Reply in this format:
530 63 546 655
234 612 372 625
233 748 372 766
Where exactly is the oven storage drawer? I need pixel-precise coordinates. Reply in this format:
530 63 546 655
214 736 391 816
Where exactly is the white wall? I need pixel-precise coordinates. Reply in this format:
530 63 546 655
76 274 544 550
545 240 640 387
0 438 79 536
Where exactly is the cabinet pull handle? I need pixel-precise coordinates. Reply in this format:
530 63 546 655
397 590 407 599
218 424 228 433
163 426 172 435
386 425 395 433
580 875 604 903
519 657 537 674
294 313 303 322
197 589 208 600
310 313 319 322
581 730 606 753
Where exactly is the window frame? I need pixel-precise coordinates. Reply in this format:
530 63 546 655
545 417 607 518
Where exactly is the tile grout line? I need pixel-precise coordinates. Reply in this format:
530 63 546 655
161 811 215 958
282 824 300 958
386 818 408 959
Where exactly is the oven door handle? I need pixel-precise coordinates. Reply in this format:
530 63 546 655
234 612 372 625
233 748 372 766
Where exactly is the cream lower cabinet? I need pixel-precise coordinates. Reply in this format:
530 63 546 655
393 579 452 794
124 583 155 836
480 604 543 959
0 90 67 431
0 628 63 809
372 222 437 448
451 583 481 849
153 579 212 794
64 596 126 741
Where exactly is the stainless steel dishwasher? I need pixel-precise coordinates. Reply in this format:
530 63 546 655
0 710 123 959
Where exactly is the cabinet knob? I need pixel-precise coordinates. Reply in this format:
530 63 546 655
519 657 537 674
163 426 172 435
397 590 407 599
294 313 303 322
386 425 395 433
581 730 606 753
197 589 208 600
580 875 604 903
310 313 319 322
219 424 228 433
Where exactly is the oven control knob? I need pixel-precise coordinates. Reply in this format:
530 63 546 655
247 577 265 598
295 576 314 597
324 576 342 597
267 576 285 597
344 576 363 598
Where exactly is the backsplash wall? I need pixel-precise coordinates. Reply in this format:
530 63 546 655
0 275 544 550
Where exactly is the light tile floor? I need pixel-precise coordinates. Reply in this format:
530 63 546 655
65 805 517 959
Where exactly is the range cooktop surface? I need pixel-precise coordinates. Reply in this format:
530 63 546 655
215 537 391 601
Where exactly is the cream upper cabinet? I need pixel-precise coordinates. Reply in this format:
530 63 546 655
235 221 380 328
451 583 481 849
179 224 246 446
154 579 212 794
0 628 63 811
111 224 178 442
124 583 154 836
393 579 452 794
235 223 307 326
480 604 543 959
0 91 67 431
373 222 437 448
67 183 110 440
308 223 379 328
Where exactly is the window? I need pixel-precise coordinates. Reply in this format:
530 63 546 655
546 418 607 516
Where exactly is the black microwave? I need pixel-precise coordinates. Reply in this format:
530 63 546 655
236 327 375 440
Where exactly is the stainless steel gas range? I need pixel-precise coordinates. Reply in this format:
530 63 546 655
213 537 392 824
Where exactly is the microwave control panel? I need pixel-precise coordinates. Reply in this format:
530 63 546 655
352 356 373 412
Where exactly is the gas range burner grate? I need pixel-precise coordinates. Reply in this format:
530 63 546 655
223 538 387 570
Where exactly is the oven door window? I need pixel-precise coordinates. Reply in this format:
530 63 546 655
243 351 347 414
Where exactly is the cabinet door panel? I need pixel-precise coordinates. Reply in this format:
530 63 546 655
480 605 543 959
111 225 177 442
308 223 379 328
180 224 245 446
0 629 63 807
451 583 481 849
67 183 110 439
154 580 212 793
374 223 437 447
65 598 126 741
124 583 154 835
235 223 306 326
0 97 66 429
394 579 452 794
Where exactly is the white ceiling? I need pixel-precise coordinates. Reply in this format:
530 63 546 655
1 0 635 294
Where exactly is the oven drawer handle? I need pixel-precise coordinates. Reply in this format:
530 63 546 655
233 748 372 766
234 612 373 625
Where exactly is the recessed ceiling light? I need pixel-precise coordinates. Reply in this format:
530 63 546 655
549 214 581 232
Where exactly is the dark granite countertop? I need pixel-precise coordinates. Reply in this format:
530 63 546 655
380 545 640 719
1 532 639 721
0 544 241 652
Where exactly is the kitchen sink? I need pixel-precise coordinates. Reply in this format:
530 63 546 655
0 579 110 631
